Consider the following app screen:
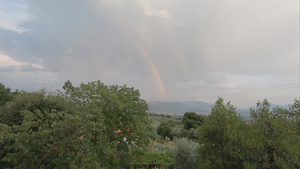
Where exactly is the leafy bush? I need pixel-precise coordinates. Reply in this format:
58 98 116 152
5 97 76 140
157 123 172 139
182 112 204 130
173 137 199 169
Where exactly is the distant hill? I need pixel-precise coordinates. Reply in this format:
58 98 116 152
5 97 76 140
148 101 291 119
147 101 214 115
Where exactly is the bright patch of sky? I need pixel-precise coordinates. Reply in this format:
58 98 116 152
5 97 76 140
0 0 32 33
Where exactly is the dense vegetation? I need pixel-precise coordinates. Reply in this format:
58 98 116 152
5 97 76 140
0 81 153 168
198 98 300 168
0 82 299 168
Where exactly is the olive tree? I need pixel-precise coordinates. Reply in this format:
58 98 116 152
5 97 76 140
173 137 199 169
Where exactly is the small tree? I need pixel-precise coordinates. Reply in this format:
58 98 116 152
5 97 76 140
182 112 204 130
157 123 172 139
173 137 199 169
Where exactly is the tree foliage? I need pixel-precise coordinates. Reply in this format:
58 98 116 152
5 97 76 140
157 123 172 139
173 137 199 169
62 80 154 167
0 90 67 126
198 98 246 168
198 98 300 169
0 90 107 168
0 80 154 168
249 99 300 168
131 148 174 168
182 112 204 130
0 83 11 106
62 80 154 145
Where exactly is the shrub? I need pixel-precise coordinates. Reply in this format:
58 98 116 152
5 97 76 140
173 137 199 169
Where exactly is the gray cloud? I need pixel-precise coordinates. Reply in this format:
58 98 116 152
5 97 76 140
0 0 298 108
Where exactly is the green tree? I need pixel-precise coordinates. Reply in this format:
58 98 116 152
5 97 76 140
0 90 67 126
0 80 154 168
0 90 106 168
182 112 204 130
249 99 300 168
290 99 300 135
0 83 11 106
157 123 172 138
62 80 154 167
173 137 199 169
198 98 247 168
198 98 300 169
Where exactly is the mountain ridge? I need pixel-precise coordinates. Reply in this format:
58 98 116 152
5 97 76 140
147 100 214 115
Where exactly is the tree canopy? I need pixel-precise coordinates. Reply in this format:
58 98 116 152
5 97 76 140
198 98 300 169
182 112 204 130
0 80 154 168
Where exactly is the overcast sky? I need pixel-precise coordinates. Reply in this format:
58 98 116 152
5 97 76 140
0 0 299 108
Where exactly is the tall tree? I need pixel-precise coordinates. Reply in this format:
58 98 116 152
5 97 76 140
62 80 154 167
249 99 300 168
198 98 248 168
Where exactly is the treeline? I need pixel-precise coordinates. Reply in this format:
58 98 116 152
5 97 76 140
0 81 299 168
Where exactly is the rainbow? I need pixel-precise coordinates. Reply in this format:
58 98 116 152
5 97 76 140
120 25 167 98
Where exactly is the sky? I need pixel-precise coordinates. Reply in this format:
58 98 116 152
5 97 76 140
0 0 299 108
